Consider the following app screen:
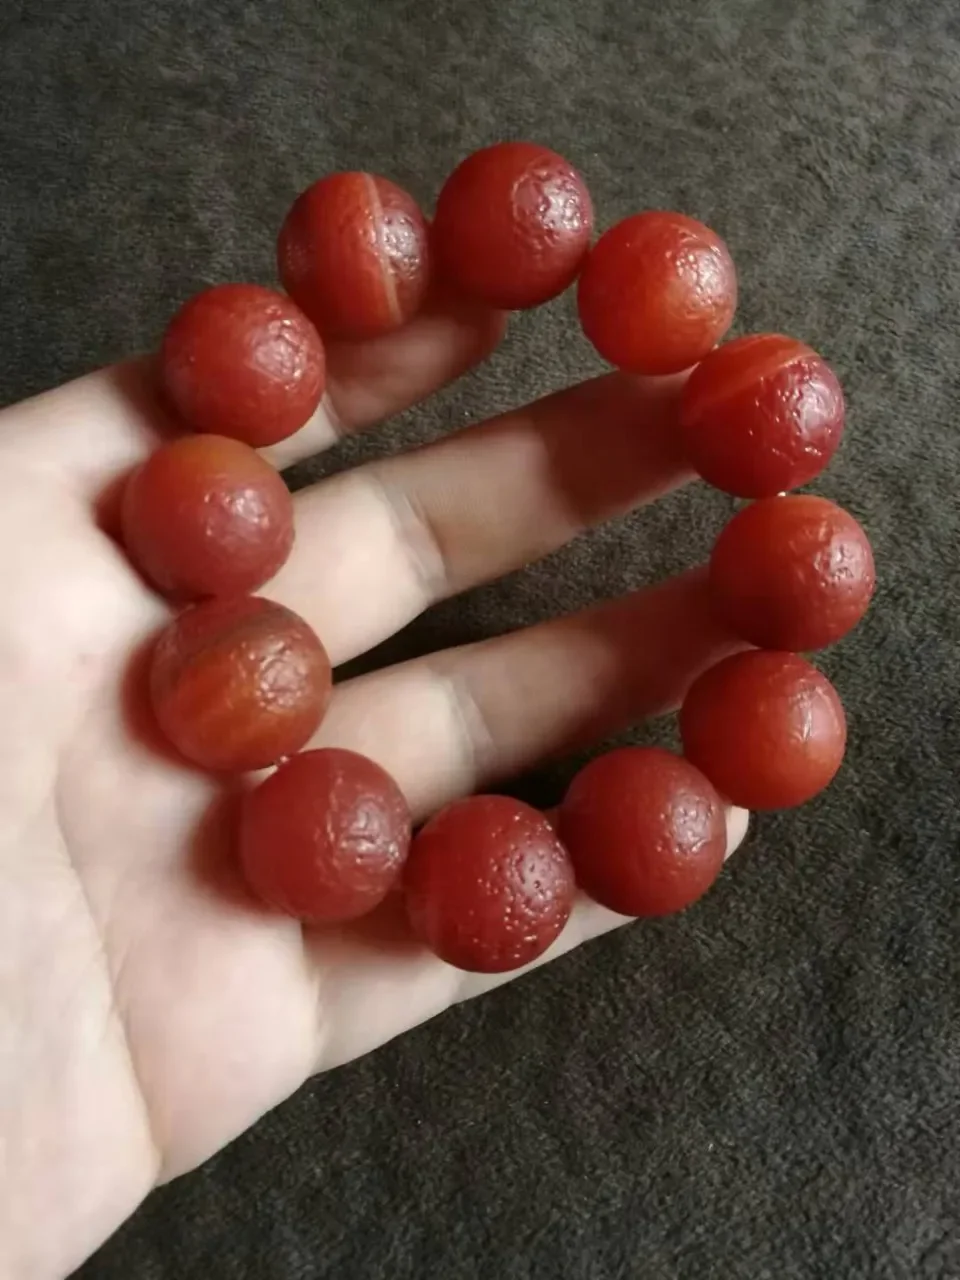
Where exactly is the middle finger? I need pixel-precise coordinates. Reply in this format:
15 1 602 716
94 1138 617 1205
272 371 694 665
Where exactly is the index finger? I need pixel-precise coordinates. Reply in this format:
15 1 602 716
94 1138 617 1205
265 289 507 468
2 290 505 498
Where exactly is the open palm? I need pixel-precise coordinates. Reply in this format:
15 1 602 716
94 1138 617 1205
0 295 748 1279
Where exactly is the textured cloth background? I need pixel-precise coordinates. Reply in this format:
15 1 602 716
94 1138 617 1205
1 1 958 1276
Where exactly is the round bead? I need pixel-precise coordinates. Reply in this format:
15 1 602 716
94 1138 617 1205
160 283 326 447
679 651 846 810
577 211 737 375
121 435 294 600
277 172 431 342
679 333 845 497
150 596 331 773
239 749 412 923
431 141 594 310
559 747 727 917
403 795 576 973
709 495 876 651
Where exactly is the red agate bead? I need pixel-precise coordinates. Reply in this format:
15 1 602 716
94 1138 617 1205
679 651 846 810
150 596 331 772
403 795 576 973
432 141 594 310
710 495 876 651
160 283 325 447
679 333 845 497
121 434 294 600
559 747 727 917
577 211 737 375
277 172 431 342
239 749 412 923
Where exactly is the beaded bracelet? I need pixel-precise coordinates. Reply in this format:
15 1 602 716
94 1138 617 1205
119 141 875 975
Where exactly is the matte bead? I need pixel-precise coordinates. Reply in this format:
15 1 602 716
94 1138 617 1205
150 596 331 772
403 795 576 973
432 142 594 309
577 211 736 375
680 651 846 810
278 172 430 341
240 749 412 923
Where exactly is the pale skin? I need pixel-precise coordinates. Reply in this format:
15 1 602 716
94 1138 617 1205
0 294 749 1279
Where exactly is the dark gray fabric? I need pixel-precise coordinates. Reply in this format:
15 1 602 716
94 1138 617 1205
1 1 958 1275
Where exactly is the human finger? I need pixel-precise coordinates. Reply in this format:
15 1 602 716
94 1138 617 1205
264 289 506 468
310 806 750 1071
2 291 505 497
303 568 745 821
275 370 693 664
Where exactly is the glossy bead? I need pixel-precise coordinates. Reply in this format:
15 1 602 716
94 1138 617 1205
239 749 412 923
679 333 845 497
160 283 325 447
679 651 846 810
710 496 876 651
577 211 737 375
432 141 594 310
150 596 331 772
121 435 294 600
277 172 431 342
403 795 576 973
559 747 727 917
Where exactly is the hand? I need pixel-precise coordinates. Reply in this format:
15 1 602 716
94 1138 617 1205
0 294 748 1279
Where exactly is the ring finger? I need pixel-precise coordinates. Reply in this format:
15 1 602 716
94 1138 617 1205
275 369 695 664
288 568 746 820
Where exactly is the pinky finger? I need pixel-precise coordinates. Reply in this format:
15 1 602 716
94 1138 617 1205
311 806 749 1071
307 567 752 1069
459 803 750 1002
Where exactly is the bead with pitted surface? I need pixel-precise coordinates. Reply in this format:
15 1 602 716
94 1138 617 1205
577 210 737 375
403 795 576 973
432 141 594 310
240 749 412 923
278 171 431 342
